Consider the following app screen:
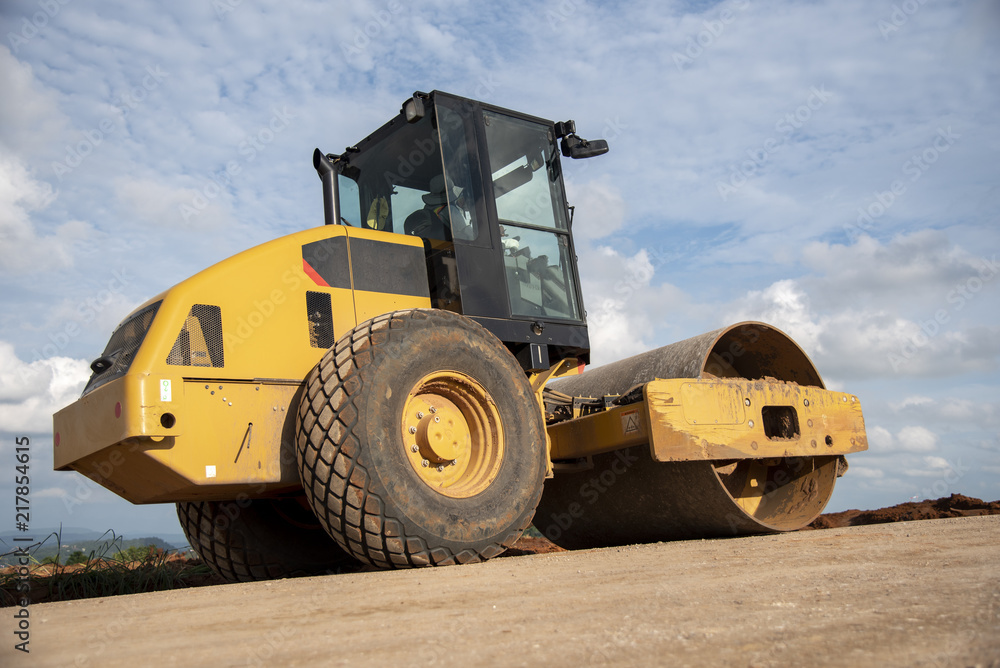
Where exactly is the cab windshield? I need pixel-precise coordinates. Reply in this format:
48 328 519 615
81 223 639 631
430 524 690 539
484 111 580 321
336 107 480 243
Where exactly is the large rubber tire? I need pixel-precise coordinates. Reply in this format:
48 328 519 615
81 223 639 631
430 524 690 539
296 309 546 568
176 494 357 583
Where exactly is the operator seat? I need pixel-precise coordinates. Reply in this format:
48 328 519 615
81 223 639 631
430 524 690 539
404 175 453 241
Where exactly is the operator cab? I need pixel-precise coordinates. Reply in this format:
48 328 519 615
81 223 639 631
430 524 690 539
314 91 608 370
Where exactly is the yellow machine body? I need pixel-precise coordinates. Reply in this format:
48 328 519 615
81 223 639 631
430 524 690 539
549 378 867 462
53 224 430 503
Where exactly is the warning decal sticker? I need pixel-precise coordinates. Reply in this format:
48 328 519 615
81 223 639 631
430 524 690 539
621 408 642 436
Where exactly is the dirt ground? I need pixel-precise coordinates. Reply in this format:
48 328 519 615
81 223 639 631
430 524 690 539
808 493 1000 529
9 514 998 667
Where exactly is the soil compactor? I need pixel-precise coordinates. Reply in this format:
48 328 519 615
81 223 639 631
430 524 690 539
53 91 868 582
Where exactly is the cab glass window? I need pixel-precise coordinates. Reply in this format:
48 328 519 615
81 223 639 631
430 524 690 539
483 111 568 231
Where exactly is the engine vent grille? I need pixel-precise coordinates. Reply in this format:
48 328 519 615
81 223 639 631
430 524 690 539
167 304 224 368
82 301 162 396
306 291 334 349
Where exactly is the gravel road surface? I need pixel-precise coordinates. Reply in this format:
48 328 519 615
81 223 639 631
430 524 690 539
10 515 999 667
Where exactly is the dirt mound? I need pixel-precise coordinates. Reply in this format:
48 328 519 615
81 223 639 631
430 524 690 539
502 536 566 557
510 495 1000 553
809 494 1000 529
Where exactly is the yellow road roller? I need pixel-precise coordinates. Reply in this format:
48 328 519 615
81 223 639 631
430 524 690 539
53 91 867 582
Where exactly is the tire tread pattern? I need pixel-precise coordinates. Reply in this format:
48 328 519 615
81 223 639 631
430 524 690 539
296 309 539 569
176 498 355 583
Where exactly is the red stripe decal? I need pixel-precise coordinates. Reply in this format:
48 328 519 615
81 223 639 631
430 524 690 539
302 259 329 287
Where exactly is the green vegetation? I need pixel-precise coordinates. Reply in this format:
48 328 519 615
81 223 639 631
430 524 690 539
66 550 88 566
114 545 159 563
523 525 543 538
0 534 175 568
0 529 212 607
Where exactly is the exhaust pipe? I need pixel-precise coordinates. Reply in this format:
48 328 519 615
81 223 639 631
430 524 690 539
313 148 337 226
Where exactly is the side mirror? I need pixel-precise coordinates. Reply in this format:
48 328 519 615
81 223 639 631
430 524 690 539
560 135 609 159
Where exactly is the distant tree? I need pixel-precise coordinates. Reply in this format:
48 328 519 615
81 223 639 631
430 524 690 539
114 545 156 562
41 555 61 566
66 550 88 566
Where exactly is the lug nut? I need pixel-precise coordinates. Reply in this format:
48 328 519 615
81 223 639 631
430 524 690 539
434 416 440 423
411 444 419 452
421 459 429 467
409 426 417 434
436 465 444 472
429 406 437 413
450 460 457 466
417 411 424 419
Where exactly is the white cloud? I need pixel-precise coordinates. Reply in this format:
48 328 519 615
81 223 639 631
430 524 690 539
0 153 93 273
0 45 67 155
114 176 234 231
892 396 933 410
850 466 884 480
580 246 658 365
727 232 1000 381
564 179 627 242
888 395 1000 433
33 486 71 499
800 231 997 312
0 341 89 434
867 425 894 451
895 426 939 453
867 424 938 454
904 455 957 478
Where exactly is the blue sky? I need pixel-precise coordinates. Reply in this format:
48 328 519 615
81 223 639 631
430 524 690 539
1 0 998 538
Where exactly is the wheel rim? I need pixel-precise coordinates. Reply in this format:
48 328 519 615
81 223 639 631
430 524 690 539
401 371 505 498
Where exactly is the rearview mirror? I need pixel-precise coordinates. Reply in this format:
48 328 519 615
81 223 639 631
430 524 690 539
560 135 609 159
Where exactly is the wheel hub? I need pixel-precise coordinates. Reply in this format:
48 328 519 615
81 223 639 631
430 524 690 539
401 371 504 498
412 397 468 463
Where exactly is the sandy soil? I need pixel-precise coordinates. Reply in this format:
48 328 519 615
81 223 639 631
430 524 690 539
8 514 998 667
6 494 996 606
